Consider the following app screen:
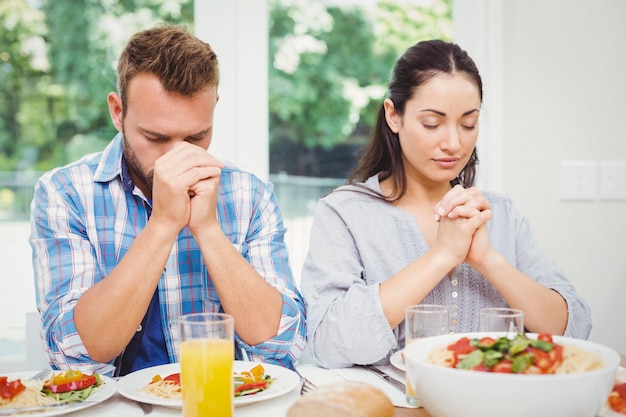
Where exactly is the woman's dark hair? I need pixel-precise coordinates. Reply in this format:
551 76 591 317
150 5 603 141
347 39 483 201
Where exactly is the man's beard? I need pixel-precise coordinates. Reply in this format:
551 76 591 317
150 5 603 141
122 129 154 192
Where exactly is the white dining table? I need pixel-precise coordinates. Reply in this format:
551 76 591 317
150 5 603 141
75 389 300 416
59 363 416 417
15 354 626 417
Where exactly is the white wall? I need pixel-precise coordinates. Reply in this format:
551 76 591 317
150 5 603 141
455 0 626 354
194 0 269 180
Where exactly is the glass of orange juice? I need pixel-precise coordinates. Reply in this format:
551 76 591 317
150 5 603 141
179 313 234 417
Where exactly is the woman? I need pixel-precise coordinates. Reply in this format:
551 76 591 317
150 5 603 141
300 40 591 368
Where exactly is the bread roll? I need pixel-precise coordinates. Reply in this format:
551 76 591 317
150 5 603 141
287 381 394 417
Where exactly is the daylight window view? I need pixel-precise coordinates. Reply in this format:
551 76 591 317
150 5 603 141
0 0 451 364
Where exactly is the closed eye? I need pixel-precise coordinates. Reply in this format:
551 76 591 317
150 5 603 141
185 128 211 143
185 135 205 143
145 134 168 143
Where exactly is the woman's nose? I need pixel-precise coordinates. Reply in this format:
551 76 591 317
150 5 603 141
441 127 462 152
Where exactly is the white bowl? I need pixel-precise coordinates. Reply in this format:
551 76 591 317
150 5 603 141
403 332 620 417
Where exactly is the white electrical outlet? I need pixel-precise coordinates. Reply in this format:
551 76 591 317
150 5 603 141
560 161 597 201
599 161 626 201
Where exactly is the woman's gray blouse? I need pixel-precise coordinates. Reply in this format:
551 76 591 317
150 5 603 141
300 175 592 368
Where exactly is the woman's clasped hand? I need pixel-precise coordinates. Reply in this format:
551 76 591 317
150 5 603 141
433 185 493 268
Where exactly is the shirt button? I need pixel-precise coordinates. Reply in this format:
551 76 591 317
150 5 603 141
452 291 458 298
452 304 458 311
450 318 458 326
451 279 458 286
137 324 143 332
312 292 319 300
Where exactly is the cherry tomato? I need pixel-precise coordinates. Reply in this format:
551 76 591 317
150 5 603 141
537 333 553 343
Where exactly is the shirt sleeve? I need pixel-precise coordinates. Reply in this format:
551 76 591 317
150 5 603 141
300 198 397 368
29 172 116 376
233 178 307 369
507 202 593 339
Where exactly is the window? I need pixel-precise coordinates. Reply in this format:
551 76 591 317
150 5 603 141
0 0 451 364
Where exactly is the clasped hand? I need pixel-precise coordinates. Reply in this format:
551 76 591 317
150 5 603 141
150 142 224 235
433 185 493 269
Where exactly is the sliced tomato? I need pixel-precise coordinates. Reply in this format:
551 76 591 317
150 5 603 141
608 391 626 414
0 376 26 400
552 344 563 362
470 363 490 372
149 373 180 385
477 337 496 350
234 381 269 394
44 374 97 394
447 337 475 355
163 373 180 385
477 337 496 348
492 360 513 374
528 347 554 373
614 382 626 398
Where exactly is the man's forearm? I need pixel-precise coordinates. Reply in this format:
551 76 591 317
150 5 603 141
74 220 178 363
194 226 284 345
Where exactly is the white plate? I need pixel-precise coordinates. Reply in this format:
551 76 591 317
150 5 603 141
390 350 405 372
0 371 116 416
598 405 624 417
117 361 300 408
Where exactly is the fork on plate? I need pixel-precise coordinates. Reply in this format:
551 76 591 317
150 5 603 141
31 368 52 381
293 368 317 395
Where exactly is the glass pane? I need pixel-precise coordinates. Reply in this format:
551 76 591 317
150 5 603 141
0 0 193 362
268 0 452 281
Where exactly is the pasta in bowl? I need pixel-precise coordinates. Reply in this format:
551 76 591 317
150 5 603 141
403 332 620 417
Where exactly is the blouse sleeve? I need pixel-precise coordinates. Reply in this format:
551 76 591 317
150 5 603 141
497 197 593 339
300 199 397 368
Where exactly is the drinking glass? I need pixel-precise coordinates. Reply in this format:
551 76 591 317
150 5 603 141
179 313 235 417
478 307 524 334
404 304 449 407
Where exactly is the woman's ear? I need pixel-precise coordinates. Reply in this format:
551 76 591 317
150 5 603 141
383 98 400 133
107 92 124 132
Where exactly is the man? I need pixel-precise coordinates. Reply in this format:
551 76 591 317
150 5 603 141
29 24 306 376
